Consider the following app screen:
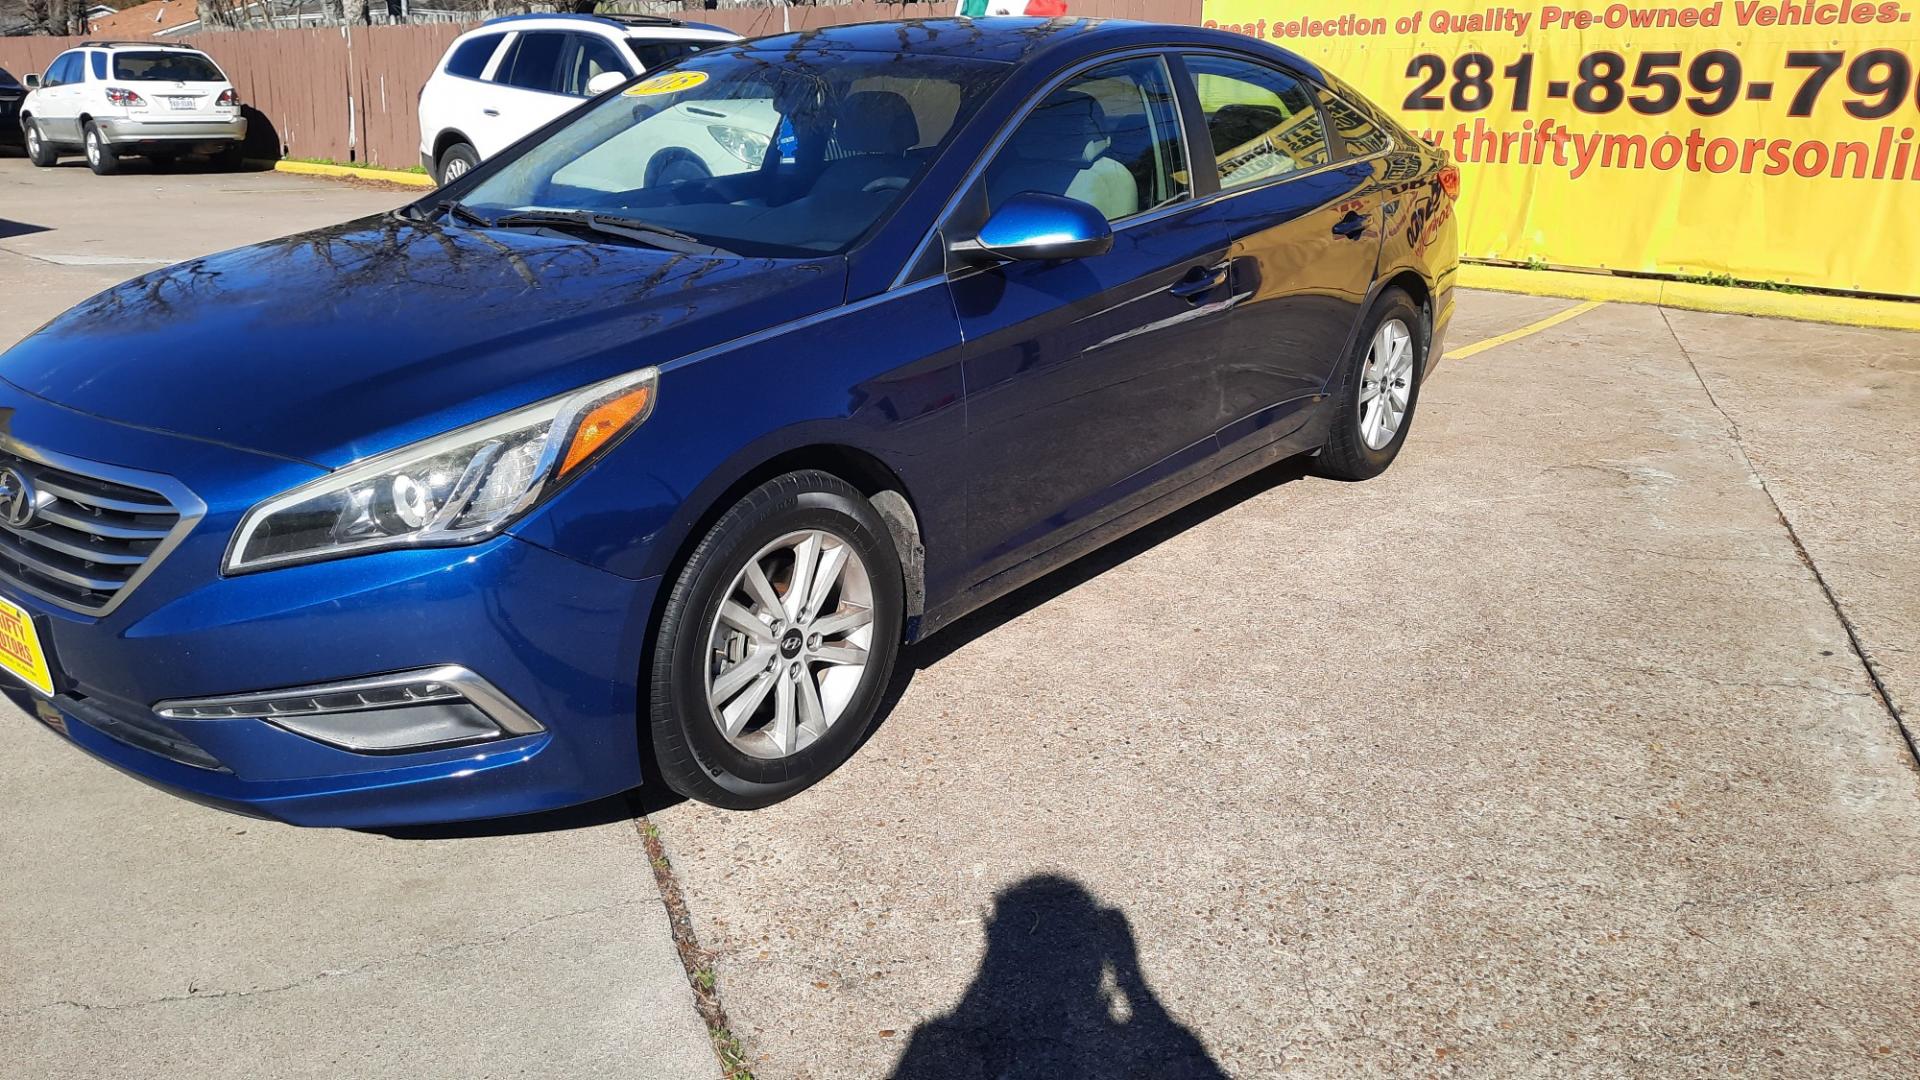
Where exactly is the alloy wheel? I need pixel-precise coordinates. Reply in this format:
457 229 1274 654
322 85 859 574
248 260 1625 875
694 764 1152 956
1357 317 1414 450
26 125 40 156
85 130 99 166
442 158 469 182
704 529 875 760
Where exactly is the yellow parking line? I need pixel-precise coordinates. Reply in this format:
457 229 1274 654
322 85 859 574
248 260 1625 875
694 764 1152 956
1446 300 1604 361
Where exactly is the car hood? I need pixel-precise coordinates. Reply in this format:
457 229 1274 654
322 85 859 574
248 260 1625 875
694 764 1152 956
0 214 846 467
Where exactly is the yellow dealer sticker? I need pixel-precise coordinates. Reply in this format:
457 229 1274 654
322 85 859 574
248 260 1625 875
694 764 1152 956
0 593 53 697
625 70 708 97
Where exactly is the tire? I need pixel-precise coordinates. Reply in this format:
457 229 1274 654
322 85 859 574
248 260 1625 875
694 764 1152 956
83 122 118 175
645 148 710 187
1314 288 1426 481
436 142 478 185
649 470 904 809
25 120 57 167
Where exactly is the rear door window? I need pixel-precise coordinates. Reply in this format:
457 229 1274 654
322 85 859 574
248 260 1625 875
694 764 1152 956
89 52 106 81
111 51 225 82
444 34 505 80
496 31 567 93
1316 86 1393 157
1183 54 1331 189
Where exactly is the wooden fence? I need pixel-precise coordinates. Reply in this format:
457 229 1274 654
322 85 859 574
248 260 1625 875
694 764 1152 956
0 2 1201 168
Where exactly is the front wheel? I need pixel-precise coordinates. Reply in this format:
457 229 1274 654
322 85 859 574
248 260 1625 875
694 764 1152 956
25 121 58 167
436 142 478 185
83 122 119 175
1315 289 1426 481
649 471 904 809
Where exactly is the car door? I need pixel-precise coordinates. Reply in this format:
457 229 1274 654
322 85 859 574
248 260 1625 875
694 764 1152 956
35 52 81 142
949 54 1234 579
481 30 577 155
1177 53 1384 454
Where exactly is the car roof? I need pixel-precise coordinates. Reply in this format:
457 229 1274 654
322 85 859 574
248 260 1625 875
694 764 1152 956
477 12 739 40
78 40 211 52
740 17 1322 79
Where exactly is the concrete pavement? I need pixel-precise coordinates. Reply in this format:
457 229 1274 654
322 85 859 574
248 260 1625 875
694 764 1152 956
655 295 1920 1077
0 158 720 1080
3 154 1918 1078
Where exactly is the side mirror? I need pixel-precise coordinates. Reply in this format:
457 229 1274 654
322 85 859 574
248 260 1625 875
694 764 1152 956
968 192 1113 262
586 71 627 97
23 73 39 89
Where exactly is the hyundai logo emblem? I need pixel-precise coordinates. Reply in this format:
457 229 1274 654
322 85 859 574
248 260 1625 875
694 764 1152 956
0 467 41 529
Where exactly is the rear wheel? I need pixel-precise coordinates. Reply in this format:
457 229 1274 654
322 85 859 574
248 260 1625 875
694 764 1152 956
1315 289 1426 481
436 142 478 185
25 120 57 167
649 471 904 809
83 122 118 175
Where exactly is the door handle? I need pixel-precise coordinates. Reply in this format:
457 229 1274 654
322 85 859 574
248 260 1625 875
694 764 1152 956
1332 211 1369 239
482 108 500 117
1168 263 1228 301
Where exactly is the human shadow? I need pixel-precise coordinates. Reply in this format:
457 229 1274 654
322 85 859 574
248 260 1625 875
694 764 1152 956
892 874 1229 1080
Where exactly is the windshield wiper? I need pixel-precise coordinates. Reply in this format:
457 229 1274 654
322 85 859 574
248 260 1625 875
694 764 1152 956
489 209 734 256
405 198 493 228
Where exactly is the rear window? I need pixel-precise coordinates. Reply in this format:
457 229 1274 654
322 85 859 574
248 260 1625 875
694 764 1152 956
626 39 712 72
90 52 106 80
112 51 225 82
445 34 503 80
0 67 17 89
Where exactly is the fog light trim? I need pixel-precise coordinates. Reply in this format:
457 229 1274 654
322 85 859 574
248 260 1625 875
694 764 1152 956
153 665 545 752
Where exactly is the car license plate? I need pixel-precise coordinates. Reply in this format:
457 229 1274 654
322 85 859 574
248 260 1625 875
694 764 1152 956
168 96 196 110
0 594 54 697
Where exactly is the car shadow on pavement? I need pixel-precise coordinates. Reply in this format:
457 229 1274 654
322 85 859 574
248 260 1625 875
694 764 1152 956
881 456 1311 700
891 873 1228 1079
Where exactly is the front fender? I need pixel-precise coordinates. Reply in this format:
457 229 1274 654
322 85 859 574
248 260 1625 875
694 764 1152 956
510 278 967 588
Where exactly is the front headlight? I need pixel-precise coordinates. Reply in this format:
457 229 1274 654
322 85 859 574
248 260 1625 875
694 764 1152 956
227 368 657 573
708 125 770 166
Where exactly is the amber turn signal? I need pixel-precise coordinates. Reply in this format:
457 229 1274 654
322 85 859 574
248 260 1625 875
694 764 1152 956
559 384 654 477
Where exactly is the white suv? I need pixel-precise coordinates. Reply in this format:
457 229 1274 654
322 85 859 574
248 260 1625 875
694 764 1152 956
419 12 741 185
21 40 245 175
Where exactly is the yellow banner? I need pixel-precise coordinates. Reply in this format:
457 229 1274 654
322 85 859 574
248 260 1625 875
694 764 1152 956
1200 0 1920 297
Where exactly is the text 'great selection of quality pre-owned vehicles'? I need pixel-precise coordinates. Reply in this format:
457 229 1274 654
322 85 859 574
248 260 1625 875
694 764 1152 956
0 19 1457 826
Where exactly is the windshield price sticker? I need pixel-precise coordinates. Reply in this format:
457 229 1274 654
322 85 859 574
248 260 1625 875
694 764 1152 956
626 70 710 97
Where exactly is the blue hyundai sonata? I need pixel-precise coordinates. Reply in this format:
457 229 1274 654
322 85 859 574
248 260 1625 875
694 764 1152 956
0 18 1456 825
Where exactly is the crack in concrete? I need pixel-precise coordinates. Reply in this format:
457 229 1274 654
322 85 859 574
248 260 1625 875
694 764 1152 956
1661 308 1920 772
4 900 645 1019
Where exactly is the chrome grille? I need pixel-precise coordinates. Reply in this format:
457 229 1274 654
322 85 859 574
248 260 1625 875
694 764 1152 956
0 446 196 615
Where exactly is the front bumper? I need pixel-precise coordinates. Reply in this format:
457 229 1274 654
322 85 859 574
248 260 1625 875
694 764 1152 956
0 388 659 828
96 114 246 149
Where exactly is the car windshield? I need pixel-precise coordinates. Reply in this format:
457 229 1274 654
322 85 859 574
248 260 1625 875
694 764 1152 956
112 51 225 82
458 49 1010 258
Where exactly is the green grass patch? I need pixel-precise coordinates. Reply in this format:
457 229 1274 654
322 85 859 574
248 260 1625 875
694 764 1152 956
284 156 429 176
